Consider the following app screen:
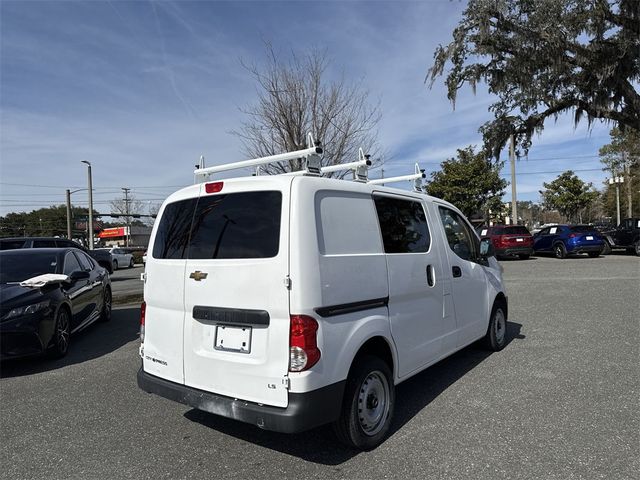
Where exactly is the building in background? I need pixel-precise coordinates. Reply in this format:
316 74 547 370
97 226 151 248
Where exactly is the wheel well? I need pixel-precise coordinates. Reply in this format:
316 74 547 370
352 336 394 374
493 292 508 320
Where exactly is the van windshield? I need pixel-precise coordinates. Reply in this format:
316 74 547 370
152 191 282 259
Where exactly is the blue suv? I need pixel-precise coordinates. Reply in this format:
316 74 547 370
533 225 605 259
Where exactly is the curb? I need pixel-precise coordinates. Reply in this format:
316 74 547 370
113 293 143 306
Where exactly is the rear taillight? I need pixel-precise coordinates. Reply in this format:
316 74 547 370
289 315 321 372
140 301 146 342
569 233 577 238
493 236 505 247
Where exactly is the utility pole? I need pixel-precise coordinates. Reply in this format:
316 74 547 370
624 152 632 217
509 135 518 225
609 176 624 225
122 187 131 247
66 189 72 239
81 161 94 250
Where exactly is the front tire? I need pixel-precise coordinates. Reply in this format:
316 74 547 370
588 252 600 258
601 241 612 255
518 254 530 260
333 355 394 450
49 308 71 358
129 258 134 268
635 241 640 257
483 303 507 351
100 287 112 322
554 243 567 259
113 259 118 271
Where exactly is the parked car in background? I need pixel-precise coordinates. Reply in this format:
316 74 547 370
601 218 640 256
97 246 134 270
0 248 112 359
530 223 558 235
0 237 113 273
533 225 605 259
478 225 533 260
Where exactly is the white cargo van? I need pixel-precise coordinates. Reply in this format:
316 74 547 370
137 143 508 450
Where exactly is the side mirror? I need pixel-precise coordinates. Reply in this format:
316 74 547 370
70 270 90 281
479 238 495 258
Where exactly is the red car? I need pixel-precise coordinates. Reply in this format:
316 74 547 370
478 225 534 259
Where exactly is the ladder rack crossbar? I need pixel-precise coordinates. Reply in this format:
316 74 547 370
194 145 322 178
368 172 425 185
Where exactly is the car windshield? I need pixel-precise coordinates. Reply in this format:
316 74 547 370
0 252 60 283
570 225 594 233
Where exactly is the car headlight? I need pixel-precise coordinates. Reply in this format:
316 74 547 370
3 300 50 320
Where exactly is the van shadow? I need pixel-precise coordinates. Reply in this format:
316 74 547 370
184 321 524 465
0 307 140 379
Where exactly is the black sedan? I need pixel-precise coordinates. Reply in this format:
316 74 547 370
0 248 112 360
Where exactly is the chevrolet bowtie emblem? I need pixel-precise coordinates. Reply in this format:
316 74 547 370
189 271 208 281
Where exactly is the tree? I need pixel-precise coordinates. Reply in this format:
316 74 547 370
0 205 99 239
599 127 640 216
109 195 143 222
427 0 640 159
425 146 508 219
233 45 381 174
539 171 599 222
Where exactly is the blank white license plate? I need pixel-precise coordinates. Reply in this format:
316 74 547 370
586 236 594 240
214 325 252 353
516 238 524 242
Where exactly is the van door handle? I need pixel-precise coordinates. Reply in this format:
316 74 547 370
452 266 462 278
426 265 435 287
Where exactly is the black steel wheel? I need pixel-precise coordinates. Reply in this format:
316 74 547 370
483 302 507 351
333 355 394 450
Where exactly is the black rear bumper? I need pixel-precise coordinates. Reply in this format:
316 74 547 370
569 245 603 254
137 368 345 434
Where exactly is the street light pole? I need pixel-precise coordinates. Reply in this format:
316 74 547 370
509 135 518 225
81 161 94 250
609 176 624 225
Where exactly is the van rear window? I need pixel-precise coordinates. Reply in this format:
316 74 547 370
152 191 282 259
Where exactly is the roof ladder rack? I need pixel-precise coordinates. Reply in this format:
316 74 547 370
321 148 371 182
368 163 426 192
194 133 323 183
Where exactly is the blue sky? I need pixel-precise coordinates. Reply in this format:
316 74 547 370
0 0 612 217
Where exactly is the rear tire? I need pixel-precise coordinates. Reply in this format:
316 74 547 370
588 252 600 258
333 355 394 450
554 243 567 259
129 258 134 268
518 254 530 260
483 303 507 351
635 241 640 257
113 259 118 271
49 308 71 358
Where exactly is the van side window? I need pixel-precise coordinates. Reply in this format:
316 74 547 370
373 196 430 253
315 191 382 255
438 207 477 261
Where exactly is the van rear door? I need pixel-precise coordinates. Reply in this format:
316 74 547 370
142 186 201 385
182 179 292 408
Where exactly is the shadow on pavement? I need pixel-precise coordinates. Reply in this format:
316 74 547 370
185 321 524 465
0 306 140 379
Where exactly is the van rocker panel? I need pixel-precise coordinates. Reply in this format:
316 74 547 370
137 368 345 433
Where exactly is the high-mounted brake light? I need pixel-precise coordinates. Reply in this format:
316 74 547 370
289 315 321 372
140 301 146 342
205 182 224 194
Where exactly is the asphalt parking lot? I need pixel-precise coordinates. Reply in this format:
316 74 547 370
109 263 144 304
1 254 638 480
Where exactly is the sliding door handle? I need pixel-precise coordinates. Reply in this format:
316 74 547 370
426 265 435 287
452 266 462 278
